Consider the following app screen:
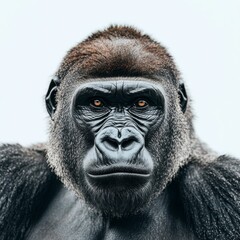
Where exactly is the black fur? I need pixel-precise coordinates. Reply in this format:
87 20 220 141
180 156 240 239
0 144 55 240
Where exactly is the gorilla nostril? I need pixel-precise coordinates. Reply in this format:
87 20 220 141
121 138 135 150
103 138 119 151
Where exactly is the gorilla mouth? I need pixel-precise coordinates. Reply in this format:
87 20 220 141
86 166 151 189
87 166 150 176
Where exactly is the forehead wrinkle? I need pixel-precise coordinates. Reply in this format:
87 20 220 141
76 79 165 97
127 83 159 95
79 84 112 94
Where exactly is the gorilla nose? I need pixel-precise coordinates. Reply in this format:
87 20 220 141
103 136 137 151
95 127 144 162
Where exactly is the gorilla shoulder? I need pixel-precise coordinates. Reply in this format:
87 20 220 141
0 144 55 240
179 155 240 239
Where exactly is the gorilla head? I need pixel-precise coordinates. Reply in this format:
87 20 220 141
46 26 192 217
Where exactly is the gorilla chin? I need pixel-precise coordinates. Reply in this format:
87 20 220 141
82 146 154 217
84 173 154 218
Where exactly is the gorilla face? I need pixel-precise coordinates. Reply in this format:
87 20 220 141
47 76 190 217
72 80 163 215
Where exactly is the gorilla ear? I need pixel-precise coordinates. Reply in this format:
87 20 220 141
178 82 188 113
45 76 60 120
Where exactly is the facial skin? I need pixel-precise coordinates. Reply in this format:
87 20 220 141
48 77 190 217
72 80 164 212
70 80 162 213
72 80 165 169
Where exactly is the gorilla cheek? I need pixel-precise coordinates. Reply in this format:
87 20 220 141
82 147 98 174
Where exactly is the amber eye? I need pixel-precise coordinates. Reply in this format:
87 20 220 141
91 99 104 107
136 99 148 108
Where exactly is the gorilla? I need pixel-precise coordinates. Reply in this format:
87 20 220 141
0 26 240 240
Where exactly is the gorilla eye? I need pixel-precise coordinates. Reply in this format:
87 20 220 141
91 99 104 108
135 100 148 108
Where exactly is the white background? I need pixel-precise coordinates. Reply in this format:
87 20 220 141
0 0 239 158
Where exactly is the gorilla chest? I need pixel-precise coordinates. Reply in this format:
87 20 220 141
27 187 104 240
27 187 196 240
103 208 197 240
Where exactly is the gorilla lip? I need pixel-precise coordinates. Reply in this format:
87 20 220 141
87 166 151 176
86 166 151 189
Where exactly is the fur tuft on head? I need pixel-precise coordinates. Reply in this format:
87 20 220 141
56 25 180 85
